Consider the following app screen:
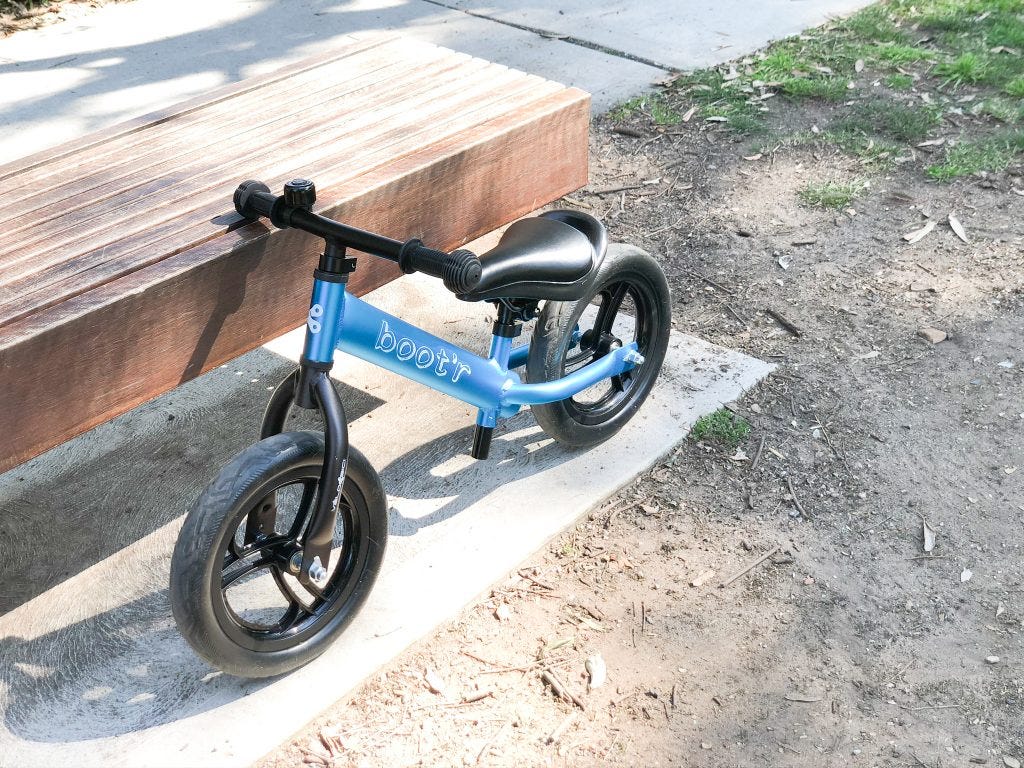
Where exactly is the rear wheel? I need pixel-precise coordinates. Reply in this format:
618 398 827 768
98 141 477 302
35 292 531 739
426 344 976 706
170 431 387 678
527 244 671 447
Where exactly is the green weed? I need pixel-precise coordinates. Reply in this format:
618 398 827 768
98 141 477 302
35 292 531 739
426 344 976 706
927 130 1024 179
690 409 751 448
836 100 941 142
798 180 865 208
885 73 915 90
1005 75 1024 98
937 52 989 85
780 77 849 101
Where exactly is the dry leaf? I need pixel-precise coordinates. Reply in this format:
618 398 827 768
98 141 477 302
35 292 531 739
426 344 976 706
960 568 973 583
424 668 447 695
854 350 880 360
917 138 945 147
903 220 936 243
682 105 697 122
706 115 729 122
948 212 969 243
743 153 763 161
855 58 865 72
922 520 936 553
996 602 1006 618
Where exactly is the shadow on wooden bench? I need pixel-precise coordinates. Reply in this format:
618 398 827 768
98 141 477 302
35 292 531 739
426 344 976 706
0 35 589 473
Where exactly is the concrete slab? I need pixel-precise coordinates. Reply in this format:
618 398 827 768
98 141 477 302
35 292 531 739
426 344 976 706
440 0 875 70
0 0 662 164
0 270 772 767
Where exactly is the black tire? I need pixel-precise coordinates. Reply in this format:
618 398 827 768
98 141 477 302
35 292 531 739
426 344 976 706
527 243 671 447
169 431 387 678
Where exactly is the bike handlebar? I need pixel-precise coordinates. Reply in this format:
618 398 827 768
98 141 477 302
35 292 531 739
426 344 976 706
233 179 482 294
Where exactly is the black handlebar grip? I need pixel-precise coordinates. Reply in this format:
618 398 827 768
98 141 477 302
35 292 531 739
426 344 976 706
233 180 276 220
399 240 482 293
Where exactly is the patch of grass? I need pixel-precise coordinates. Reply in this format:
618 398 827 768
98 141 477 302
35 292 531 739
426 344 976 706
936 52 990 85
1005 75 1024 98
836 100 941 142
885 73 915 90
610 93 683 125
780 77 849 101
868 43 937 65
927 129 1024 179
798 180 865 208
690 409 751 448
838 5 909 44
976 97 1024 123
674 70 767 134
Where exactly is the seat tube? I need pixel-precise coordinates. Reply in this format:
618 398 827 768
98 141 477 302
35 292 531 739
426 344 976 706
472 303 518 459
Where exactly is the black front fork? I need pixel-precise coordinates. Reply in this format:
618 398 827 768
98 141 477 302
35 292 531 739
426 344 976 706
260 362 349 588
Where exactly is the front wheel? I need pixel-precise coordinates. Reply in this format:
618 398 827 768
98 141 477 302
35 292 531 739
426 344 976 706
527 243 671 447
169 431 387 678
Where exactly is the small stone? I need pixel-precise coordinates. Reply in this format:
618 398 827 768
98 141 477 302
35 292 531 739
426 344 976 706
494 603 511 622
700 742 713 750
1004 756 1021 768
750 403 762 414
985 655 1000 665
918 327 947 344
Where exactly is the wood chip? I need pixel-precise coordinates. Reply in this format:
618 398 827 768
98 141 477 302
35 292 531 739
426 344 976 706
903 220 936 243
682 105 698 122
690 569 717 587
922 520 936 553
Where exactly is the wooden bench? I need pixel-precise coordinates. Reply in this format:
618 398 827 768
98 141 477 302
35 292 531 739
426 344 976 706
0 35 589 473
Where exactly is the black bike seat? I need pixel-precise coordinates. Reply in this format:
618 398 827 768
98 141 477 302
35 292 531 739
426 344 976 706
457 210 608 302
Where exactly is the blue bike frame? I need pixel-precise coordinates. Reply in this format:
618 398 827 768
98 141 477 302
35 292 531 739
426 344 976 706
301 277 643 431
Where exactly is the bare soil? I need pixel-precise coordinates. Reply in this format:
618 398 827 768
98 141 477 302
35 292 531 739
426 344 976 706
0 0 124 36
259 56 1024 768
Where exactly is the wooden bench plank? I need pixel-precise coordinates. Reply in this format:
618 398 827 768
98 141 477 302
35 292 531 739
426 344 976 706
0 42 438 217
0 54 501 288
0 39 590 473
0 69 557 325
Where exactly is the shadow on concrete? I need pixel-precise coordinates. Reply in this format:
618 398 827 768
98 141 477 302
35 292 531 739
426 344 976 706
0 364 383 615
382 410 580 537
0 402 576 742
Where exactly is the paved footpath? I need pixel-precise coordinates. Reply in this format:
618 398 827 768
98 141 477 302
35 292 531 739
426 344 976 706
0 2 869 766
0 0 870 163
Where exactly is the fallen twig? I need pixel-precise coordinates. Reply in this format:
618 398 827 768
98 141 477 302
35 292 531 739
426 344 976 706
541 669 587 711
476 721 511 764
612 126 646 138
765 307 803 336
685 269 735 296
787 477 809 518
591 183 646 196
723 301 748 325
719 546 781 588
750 434 767 471
545 711 576 745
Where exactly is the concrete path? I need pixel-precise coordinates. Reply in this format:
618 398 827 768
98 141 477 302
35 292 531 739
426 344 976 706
0 269 773 768
0 0 872 164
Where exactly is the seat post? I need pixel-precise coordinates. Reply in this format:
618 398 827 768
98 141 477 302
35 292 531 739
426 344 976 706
471 302 521 459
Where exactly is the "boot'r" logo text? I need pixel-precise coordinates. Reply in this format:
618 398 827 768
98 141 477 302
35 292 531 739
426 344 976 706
374 321 471 383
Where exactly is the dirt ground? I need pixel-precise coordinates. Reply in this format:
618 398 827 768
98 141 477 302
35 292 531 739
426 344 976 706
256 12 1024 768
